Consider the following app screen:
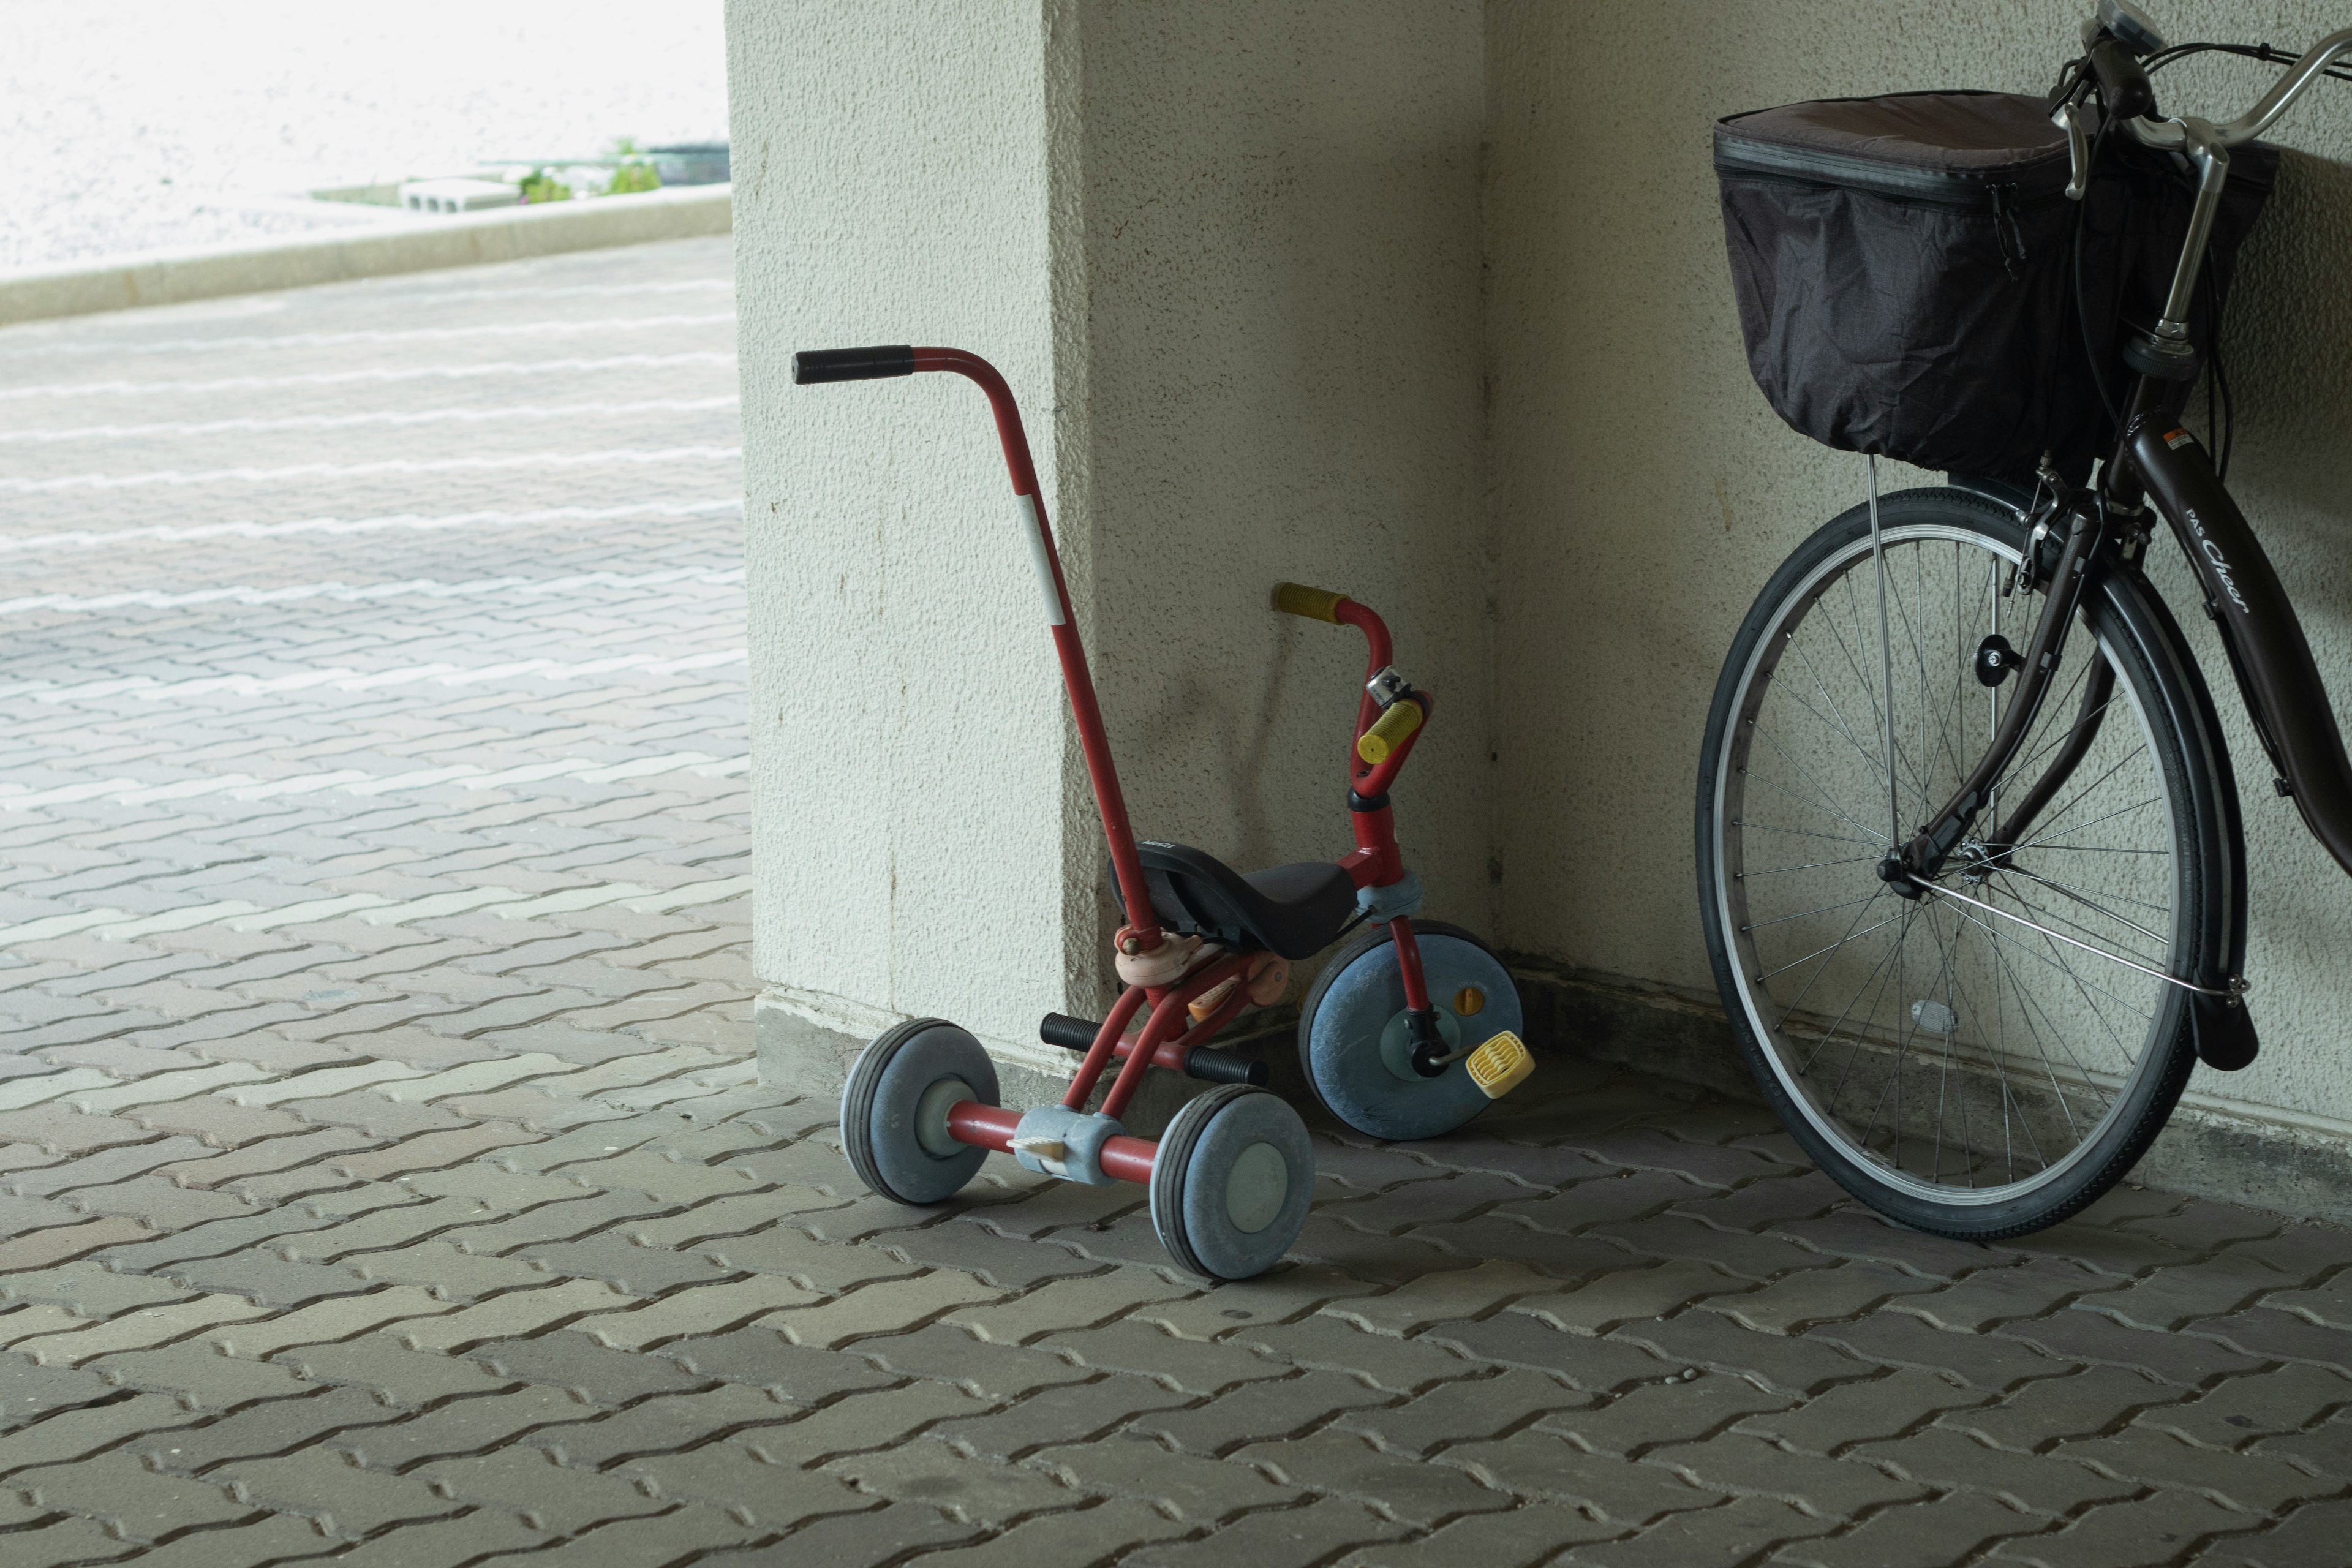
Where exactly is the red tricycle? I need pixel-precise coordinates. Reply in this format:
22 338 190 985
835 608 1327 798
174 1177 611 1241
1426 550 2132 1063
796 345 1533 1280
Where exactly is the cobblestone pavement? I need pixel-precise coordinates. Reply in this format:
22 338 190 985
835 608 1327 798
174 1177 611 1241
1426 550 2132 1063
6 240 2352 1567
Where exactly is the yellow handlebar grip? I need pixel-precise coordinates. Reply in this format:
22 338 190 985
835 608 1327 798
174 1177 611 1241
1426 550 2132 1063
1272 582 1349 624
1355 699 1423 765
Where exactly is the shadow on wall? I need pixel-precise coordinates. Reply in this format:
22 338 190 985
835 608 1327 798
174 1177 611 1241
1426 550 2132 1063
2229 151 2352 522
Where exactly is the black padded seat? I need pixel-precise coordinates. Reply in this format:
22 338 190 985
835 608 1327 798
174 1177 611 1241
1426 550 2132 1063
1110 840 1359 960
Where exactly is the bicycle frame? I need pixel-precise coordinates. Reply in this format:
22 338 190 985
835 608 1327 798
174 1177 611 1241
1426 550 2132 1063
1879 24 2352 1059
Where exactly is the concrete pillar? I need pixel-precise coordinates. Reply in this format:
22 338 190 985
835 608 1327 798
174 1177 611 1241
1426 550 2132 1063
731 0 1487 1116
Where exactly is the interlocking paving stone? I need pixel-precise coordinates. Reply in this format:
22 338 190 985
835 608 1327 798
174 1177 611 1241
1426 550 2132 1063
1 1514 145 1568
929 1373 1197 1463
1238 1428 1513 1526
131 1387 401 1474
703 1499 984 1564
2135 1365 2352 1451
1643 1429 1926 1517
1561 1493 1838 1567
2054 1425 2337 1514
518 1381 784 1468
742 1382 987 1466
1539 1373 1793 1457
9 244 2352 1565
214 1446 472 1538
660 1325 898 1405
1439 1428 1720 1522
1945 1363 2177 1452
1770 1490 2049 1568
1334 1366 1585 1456
1137 1368 1395 1455
1341 1499 1628 1566
1126 1496 1408 1567
414 1446 668 1534
1239 1316 1471 1393
1849 1425 2135 1515
1982 1488 2260 1567
1028 1435 1300 1521
86 1343 315 1411
1735 1366 1986 1453
14 1447 254 1540
0 1390 203 1474
1422 1310 1670 1390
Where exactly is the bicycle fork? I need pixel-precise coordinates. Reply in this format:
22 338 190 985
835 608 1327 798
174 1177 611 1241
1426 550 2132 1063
1870 464 2258 1069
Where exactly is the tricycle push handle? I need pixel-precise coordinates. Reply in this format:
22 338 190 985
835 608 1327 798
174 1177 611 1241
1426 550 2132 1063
792 345 916 383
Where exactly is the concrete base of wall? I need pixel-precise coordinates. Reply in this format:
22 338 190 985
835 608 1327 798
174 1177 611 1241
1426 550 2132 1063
0 184 731 327
1512 956 2352 1227
753 990 1303 1140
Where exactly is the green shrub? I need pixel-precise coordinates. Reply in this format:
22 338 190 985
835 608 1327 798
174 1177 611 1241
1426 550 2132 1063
607 160 661 195
605 137 662 197
520 168 571 204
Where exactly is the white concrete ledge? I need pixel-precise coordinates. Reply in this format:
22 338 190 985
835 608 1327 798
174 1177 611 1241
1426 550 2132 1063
0 184 732 327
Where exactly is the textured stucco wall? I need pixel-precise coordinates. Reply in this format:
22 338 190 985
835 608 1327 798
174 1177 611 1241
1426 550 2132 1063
1487 0 2352 1131
731 2 1073 1069
732 1 1486 1086
1065 0 1491 1001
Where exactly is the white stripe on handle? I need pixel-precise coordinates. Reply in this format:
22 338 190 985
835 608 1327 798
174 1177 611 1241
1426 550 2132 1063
1014 492 1068 626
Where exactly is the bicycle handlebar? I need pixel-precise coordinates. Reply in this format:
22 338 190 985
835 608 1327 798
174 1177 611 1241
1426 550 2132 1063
792 345 916 383
2114 24 2352 150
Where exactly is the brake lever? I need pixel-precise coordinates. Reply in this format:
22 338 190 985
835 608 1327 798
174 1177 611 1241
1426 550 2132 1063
2054 99 2095 200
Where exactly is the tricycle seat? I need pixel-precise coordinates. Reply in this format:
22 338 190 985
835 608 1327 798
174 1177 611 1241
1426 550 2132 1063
1112 841 1358 960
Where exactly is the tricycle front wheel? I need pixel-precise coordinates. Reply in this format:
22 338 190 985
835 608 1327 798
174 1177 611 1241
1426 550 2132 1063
1298 920 1521 1142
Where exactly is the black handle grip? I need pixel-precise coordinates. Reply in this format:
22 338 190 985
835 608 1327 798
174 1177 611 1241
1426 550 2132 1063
792 345 916 385
2087 36 2155 122
1181 1047 1270 1087
1040 1012 1100 1052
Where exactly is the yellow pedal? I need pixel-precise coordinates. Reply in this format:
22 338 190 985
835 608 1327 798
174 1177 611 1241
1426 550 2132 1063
1464 1030 1534 1099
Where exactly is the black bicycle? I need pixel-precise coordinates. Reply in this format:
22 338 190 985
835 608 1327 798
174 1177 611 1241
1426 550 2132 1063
1698 3 2352 1237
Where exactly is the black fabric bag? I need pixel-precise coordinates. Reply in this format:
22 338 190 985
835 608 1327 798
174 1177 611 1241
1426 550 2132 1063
1714 90 2277 477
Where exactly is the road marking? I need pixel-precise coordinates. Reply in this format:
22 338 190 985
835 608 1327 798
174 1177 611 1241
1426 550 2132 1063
0 650 745 706
0 498 741 554
0 448 741 493
0 875 756 949
0 352 736 402
0 397 739 445
0 567 743 618
0 752 745 812
4 314 736 358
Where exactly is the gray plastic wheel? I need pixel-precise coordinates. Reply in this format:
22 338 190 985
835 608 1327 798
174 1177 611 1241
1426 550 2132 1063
840 1019 999 1205
1298 920 1522 1142
1150 1084 1313 1281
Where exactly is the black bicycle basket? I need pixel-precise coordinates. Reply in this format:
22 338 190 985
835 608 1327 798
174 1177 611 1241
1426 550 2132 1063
1714 89 2277 477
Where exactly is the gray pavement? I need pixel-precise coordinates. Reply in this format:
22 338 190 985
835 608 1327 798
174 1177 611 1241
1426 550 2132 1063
4 238 2352 1567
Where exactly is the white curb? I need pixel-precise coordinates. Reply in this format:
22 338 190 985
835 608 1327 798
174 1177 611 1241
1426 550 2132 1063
0 184 732 328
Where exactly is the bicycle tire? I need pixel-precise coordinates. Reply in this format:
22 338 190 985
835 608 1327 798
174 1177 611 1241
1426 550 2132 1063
1696 486 2238 1238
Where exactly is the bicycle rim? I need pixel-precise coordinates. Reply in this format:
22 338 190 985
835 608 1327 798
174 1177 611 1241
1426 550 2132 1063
1705 503 2198 1216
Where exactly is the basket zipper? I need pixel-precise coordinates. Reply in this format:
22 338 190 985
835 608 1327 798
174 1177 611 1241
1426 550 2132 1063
1989 182 2028 279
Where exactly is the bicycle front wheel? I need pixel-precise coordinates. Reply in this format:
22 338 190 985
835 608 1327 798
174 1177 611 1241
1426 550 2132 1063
1697 486 2233 1238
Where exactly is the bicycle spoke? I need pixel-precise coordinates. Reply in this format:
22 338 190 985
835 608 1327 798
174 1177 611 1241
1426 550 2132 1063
1712 514 2192 1212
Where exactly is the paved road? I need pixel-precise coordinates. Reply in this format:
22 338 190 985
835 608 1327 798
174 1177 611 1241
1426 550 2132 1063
4 239 2352 1566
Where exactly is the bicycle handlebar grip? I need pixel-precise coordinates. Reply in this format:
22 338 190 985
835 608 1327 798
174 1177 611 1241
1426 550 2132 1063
2086 36 2155 121
1272 582 1351 623
791 345 916 385
1356 699 1423 766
